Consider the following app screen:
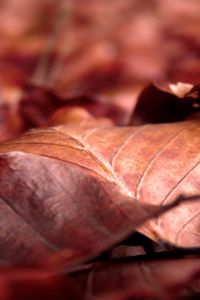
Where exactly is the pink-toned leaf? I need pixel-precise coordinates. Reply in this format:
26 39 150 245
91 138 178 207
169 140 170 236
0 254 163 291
0 121 199 268
0 150 173 269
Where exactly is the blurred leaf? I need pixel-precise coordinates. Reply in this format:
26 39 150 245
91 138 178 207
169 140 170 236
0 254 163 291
72 257 200 299
130 82 200 125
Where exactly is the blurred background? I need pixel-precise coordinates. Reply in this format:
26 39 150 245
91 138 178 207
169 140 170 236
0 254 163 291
0 0 200 138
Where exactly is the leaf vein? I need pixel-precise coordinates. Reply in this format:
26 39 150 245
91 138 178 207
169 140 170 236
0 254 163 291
0 195 58 251
135 127 186 200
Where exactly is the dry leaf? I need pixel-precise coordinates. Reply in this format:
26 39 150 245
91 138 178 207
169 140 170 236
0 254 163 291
130 82 200 125
72 257 200 299
19 85 125 130
1 1 200 299
0 149 177 269
0 265 83 300
48 107 113 127
0 121 199 268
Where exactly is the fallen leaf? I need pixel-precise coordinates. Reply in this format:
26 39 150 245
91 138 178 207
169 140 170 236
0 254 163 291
0 149 178 269
19 84 125 130
1 1 200 299
48 107 113 127
0 103 22 141
72 256 200 299
0 265 83 300
0 121 199 268
130 82 200 125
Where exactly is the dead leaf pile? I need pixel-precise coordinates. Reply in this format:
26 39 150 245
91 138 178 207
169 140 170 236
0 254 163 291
0 1 200 299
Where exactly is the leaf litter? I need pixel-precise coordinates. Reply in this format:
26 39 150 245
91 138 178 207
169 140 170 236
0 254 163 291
0 0 200 299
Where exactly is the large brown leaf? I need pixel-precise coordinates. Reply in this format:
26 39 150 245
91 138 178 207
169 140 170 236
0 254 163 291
0 121 200 267
0 152 180 269
0 150 178 269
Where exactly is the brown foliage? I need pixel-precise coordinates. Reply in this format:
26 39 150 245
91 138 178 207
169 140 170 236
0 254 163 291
1 1 200 299
0 122 200 269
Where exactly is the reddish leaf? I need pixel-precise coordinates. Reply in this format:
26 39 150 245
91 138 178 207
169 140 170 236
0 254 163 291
0 103 22 142
0 265 84 300
130 82 200 125
19 84 125 130
0 150 173 269
48 107 113 127
72 257 200 299
1 2 200 298
0 122 199 268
